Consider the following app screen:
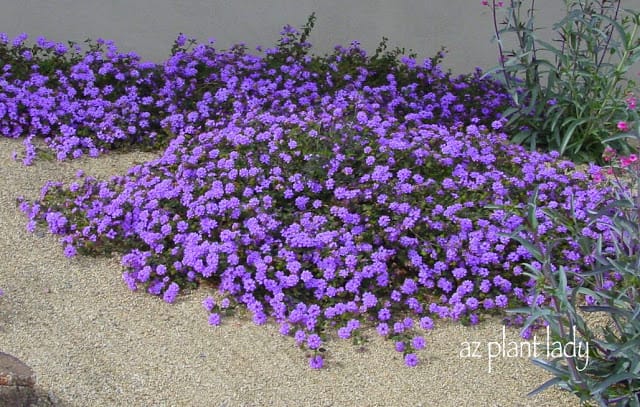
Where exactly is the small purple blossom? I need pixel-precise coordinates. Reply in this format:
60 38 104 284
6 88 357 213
404 353 419 367
309 355 324 369
411 336 426 350
376 323 389 336
208 313 221 326
162 282 180 303
337 327 351 339
307 334 322 350
63 244 77 258
420 317 434 330
202 296 215 311
294 330 306 345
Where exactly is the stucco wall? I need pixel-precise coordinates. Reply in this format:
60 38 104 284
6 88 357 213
1 1 639 74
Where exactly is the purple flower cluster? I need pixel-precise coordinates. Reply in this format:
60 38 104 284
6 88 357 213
9 29 615 368
0 35 167 163
1 31 510 164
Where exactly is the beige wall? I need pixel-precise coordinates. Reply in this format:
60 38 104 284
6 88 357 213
1 1 639 74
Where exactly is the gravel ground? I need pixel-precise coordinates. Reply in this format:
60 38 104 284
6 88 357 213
0 137 581 407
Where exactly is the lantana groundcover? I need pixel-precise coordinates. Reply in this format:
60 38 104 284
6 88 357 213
1 27 616 368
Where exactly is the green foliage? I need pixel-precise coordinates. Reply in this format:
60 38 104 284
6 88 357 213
484 0 640 163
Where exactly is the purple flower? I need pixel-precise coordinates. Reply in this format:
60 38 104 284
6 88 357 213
309 355 324 369
419 317 434 330
346 319 360 330
294 330 306 345
253 312 267 325
495 295 508 308
202 296 215 311
452 267 467 279
376 323 389 336
147 280 164 295
63 244 77 258
394 341 405 352
361 291 377 308
307 334 322 350
404 353 419 367
401 278 418 294
162 282 180 303
337 327 351 339
279 323 291 336
208 313 221 326
411 336 426 350
483 299 495 310
465 297 479 310
378 308 391 321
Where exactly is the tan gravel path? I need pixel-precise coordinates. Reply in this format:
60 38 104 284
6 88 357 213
0 137 581 407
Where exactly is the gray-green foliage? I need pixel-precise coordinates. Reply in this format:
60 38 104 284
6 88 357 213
502 146 640 404
484 0 640 163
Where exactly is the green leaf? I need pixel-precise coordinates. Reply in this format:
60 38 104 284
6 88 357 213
603 132 637 144
559 117 590 156
592 372 638 395
610 336 640 357
591 13 631 49
511 130 533 146
530 358 569 377
535 39 565 57
572 287 604 299
527 185 540 231
509 235 542 261
548 105 568 134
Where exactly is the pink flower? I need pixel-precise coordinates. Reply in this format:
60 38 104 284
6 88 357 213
617 121 629 132
620 154 637 167
626 95 637 110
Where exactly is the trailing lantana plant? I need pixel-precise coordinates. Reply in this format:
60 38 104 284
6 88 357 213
0 16 512 165
2 21 616 370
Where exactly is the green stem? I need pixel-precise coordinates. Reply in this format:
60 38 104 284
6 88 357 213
596 0 622 69
492 0 511 88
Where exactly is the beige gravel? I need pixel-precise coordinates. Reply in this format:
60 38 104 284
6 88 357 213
0 137 582 407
